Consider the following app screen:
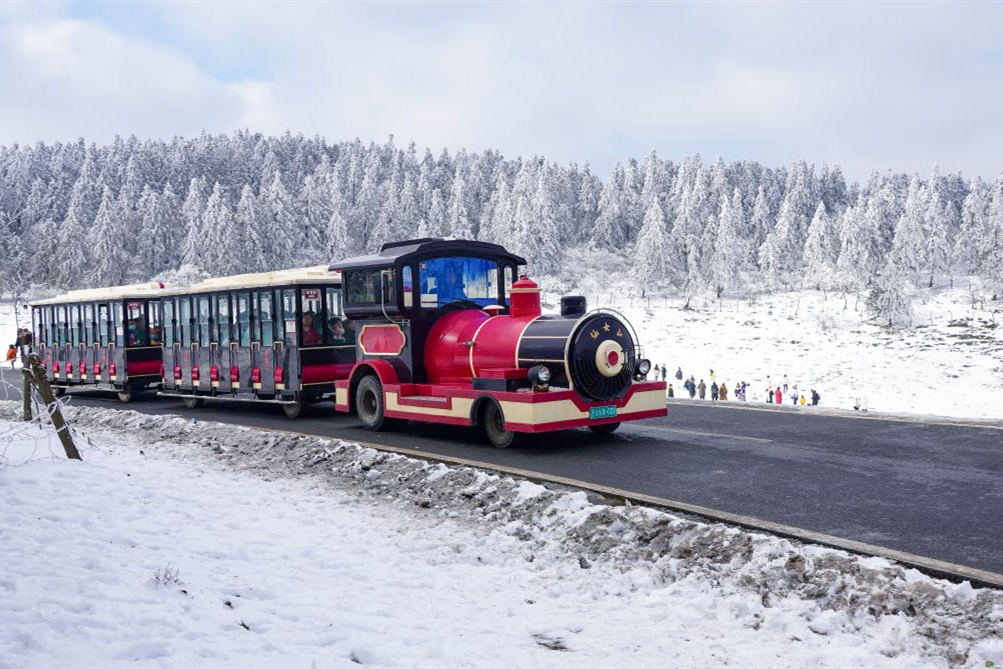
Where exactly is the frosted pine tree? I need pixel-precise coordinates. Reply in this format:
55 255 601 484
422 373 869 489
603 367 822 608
261 171 295 267
57 206 89 287
419 188 447 238
867 258 913 327
447 167 474 239
137 185 166 275
201 182 235 273
802 201 836 290
923 191 949 287
90 186 128 286
180 177 208 269
326 184 352 260
591 165 627 250
708 189 742 297
888 177 928 283
954 178 989 272
236 185 268 271
835 196 881 289
520 167 562 274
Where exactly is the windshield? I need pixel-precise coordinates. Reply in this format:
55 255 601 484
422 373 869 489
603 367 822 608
419 257 499 308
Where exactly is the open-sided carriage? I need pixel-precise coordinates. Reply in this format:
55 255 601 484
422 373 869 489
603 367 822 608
155 266 350 417
30 283 166 402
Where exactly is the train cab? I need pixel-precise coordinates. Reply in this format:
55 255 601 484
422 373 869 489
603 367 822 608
155 265 346 417
30 283 167 402
330 238 667 446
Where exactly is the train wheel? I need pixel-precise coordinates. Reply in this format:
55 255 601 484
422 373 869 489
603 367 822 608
356 375 391 431
53 385 65 397
116 389 132 403
588 422 620 435
181 396 202 410
282 399 302 419
483 402 516 448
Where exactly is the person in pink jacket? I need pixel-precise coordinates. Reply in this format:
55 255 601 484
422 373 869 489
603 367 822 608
774 386 782 404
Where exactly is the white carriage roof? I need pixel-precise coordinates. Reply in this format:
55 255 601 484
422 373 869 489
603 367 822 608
30 282 166 306
163 265 341 296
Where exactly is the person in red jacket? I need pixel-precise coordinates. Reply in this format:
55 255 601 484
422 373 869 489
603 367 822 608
774 386 782 404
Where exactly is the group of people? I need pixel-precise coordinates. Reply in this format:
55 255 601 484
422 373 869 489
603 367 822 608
6 327 33 369
301 312 357 347
654 366 822 408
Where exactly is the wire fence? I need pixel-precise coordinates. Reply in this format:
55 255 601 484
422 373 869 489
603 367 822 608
0 370 89 468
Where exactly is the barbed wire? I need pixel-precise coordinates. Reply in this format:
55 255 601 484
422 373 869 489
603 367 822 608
0 368 91 468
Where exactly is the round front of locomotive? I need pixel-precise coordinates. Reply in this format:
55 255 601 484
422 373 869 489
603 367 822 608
566 312 638 400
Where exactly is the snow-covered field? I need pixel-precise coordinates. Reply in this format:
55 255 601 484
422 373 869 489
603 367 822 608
553 280 1003 420
2 402 1001 668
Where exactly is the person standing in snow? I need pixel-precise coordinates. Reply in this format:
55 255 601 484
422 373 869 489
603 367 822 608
710 382 719 400
698 379 707 399
811 389 820 406
853 397 860 411
6 344 17 369
661 365 667 382
667 384 674 398
654 364 660 379
710 369 716 383
719 383 728 401
774 386 782 404
791 387 799 405
766 386 773 403
675 367 683 381
799 394 806 406
782 374 789 393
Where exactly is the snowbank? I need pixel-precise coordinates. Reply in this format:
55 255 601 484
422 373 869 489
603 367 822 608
1 402 1000 668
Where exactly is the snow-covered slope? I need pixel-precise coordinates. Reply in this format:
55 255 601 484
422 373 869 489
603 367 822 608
547 280 1002 420
2 404 1000 668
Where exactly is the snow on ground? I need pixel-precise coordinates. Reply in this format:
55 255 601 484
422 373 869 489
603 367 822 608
2 402 1001 668
0 300 24 353
551 278 1003 421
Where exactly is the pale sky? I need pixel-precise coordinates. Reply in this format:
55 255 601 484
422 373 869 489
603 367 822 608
1 1 1001 181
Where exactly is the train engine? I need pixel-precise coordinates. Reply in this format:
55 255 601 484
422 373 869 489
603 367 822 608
332 238 667 446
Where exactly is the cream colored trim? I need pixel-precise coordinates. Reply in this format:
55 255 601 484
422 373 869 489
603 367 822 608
500 389 666 425
335 387 348 405
386 392 474 419
31 281 165 306
513 316 542 368
467 316 493 377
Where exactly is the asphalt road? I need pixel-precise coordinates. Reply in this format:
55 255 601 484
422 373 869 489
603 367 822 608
3 366 1001 576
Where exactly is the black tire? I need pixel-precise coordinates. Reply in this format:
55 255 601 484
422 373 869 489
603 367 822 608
356 375 390 431
483 401 516 448
181 396 202 409
53 385 66 397
588 422 621 435
282 400 302 419
117 389 132 404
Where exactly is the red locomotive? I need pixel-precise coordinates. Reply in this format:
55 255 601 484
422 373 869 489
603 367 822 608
332 238 666 446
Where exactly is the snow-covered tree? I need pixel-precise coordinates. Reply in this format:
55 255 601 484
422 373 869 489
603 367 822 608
633 195 672 286
708 189 742 297
802 201 836 290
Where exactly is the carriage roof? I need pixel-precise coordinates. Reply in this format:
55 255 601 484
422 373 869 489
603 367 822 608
160 265 341 297
30 282 166 307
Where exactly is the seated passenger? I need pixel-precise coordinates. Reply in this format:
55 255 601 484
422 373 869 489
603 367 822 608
127 319 150 346
149 325 163 346
301 312 322 346
327 318 346 344
343 319 357 344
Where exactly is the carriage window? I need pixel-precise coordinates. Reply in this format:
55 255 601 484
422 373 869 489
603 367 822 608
236 293 251 346
281 289 297 347
273 289 285 344
324 287 343 344
258 292 274 346
125 301 150 347
163 300 175 347
344 268 393 306
402 266 414 308
97 304 110 346
215 295 230 346
69 305 80 345
196 296 211 346
148 301 162 345
178 298 192 346
249 294 260 344
55 306 66 346
504 266 513 298
82 304 94 344
300 288 323 347
419 257 499 308
112 302 124 346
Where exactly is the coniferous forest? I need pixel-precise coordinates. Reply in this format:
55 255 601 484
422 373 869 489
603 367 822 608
1 132 1001 318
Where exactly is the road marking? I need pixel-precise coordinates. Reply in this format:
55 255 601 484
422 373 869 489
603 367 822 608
207 417 1003 590
666 398 1003 431
631 424 773 443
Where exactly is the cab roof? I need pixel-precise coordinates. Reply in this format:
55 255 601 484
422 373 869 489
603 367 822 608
330 238 526 272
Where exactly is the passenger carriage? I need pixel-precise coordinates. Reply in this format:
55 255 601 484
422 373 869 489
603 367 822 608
155 266 349 417
30 283 167 402
330 238 667 446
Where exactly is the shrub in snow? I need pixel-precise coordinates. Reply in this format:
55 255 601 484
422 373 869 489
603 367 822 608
151 565 182 587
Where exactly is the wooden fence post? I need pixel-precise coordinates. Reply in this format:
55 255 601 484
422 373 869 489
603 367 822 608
21 365 32 422
24 354 80 460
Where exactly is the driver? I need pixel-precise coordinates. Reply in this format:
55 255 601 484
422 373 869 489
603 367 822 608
434 263 468 304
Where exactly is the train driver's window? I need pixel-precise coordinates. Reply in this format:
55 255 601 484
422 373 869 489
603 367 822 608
163 299 175 347
215 295 230 346
112 302 124 347
236 293 251 346
149 301 163 346
402 266 414 308
282 289 297 347
504 266 513 300
197 296 211 346
69 305 80 346
419 257 499 308
258 292 274 346
98 304 110 346
300 288 323 347
126 301 150 347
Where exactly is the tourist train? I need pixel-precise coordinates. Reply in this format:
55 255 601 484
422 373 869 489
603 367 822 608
29 238 666 446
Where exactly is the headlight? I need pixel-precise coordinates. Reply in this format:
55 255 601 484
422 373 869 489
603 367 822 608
636 359 651 376
528 365 551 385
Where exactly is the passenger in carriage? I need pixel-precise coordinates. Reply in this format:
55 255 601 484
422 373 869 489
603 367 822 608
149 325 162 346
301 312 323 346
343 318 357 344
327 318 346 344
127 319 150 346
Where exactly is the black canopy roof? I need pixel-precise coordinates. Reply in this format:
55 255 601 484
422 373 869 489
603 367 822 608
329 238 526 272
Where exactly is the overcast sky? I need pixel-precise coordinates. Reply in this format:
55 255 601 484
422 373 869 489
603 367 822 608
1 1 1001 182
